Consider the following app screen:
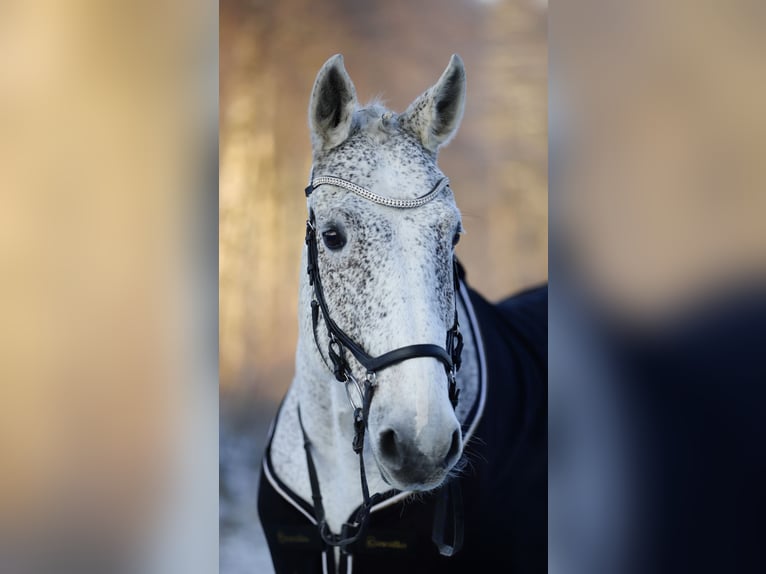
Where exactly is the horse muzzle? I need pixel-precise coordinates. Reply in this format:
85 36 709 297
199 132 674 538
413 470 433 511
373 423 463 490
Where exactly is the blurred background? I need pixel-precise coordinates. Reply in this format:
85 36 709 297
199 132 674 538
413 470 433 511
0 1 217 573
218 0 547 571
549 2 766 573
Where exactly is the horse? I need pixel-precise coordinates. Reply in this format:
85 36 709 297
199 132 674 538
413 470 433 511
258 54 547 573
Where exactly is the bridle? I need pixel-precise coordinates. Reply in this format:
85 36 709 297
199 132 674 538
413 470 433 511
299 172 465 556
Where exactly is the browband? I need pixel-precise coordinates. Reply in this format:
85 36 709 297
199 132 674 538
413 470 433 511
306 175 450 209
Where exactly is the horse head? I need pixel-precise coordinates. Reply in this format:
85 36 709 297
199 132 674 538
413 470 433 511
301 54 467 491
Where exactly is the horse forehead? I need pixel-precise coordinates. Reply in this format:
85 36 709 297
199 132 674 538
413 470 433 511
314 131 442 200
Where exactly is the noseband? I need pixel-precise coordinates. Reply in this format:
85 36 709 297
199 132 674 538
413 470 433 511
298 173 465 556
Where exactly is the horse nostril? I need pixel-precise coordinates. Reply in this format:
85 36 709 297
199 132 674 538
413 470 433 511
379 429 399 462
444 429 461 467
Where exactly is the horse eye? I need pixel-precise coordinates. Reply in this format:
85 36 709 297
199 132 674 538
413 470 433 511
452 232 461 247
322 228 346 250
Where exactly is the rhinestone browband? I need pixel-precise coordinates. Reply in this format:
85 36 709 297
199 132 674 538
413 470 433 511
306 175 450 209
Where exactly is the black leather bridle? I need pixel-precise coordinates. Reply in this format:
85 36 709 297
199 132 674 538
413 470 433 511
298 173 465 556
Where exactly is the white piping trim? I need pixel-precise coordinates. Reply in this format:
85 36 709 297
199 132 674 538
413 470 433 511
369 280 488 514
322 551 329 574
458 278 489 446
262 457 318 526
347 554 353 574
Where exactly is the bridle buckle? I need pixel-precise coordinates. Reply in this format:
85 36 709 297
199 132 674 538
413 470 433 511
328 335 349 382
305 218 315 244
448 368 460 409
352 407 365 454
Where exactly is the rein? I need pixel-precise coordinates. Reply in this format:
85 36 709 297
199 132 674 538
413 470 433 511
298 173 464 556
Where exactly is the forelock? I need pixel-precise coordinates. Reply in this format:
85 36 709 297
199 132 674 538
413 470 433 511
351 100 399 140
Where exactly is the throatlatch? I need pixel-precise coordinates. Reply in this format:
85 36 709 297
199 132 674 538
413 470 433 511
298 174 465 556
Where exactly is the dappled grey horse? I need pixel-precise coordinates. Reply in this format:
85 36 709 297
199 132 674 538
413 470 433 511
258 54 547 573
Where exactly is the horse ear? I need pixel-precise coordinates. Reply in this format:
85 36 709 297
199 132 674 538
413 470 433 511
400 54 466 153
309 54 358 152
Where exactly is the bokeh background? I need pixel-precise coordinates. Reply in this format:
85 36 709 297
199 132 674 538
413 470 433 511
219 0 548 405
549 2 766 573
218 1 547 571
0 1 217 573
